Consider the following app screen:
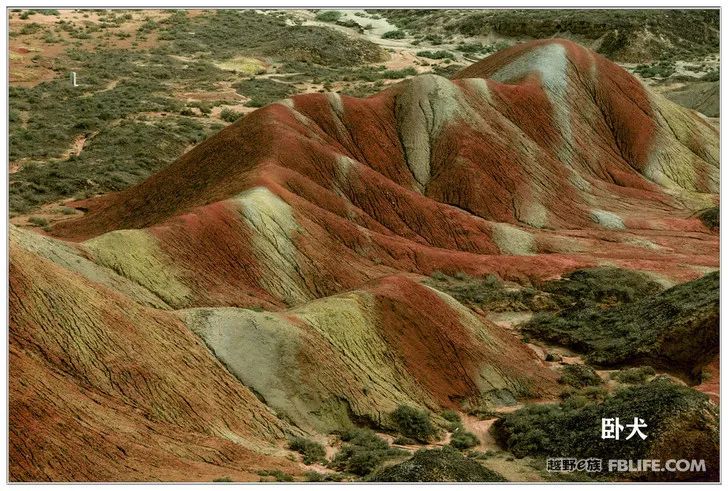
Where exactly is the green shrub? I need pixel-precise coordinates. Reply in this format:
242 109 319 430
440 409 462 430
337 19 362 30
450 430 479 450
611 366 656 384
20 23 43 35
381 67 417 79
370 446 505 482
10 115 218 213
523 272 718 379
425 272 541 312
492 378 718 480
220 108 242 122
390 405 437 443
558 364 602 388
701 70 719 82
699 207 719 230
28 216 49 227
560 385 608 404
382 29 406 39
541 267 664 309
288 436 326 464
331 428 407 477
430 270 448 281
304 471 344 482
635 61 675 78
417 50 455 60
257 469 293 482
339 427 387 448
457 42 493 54
315 10 342 22
57 206 78 215
234 78 294 108
467 449 496 460
212 476 233 482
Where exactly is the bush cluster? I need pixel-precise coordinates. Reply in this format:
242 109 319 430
699 207 719 230
493 377 717 473
523 272 718 378
390 405 438 443
611 366 656 384
315 10 342 22
382 29 406 39
450 430 479 450
331 428 407 477
288 436 326 464
370 446 505 482
416 50 455 60
558 364 602 388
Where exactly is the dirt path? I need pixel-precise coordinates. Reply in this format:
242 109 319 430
60 131 97 160
459 413 502 451
458 410 547 482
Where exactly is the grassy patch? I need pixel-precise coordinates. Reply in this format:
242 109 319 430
493 377 718 480
158 10 384 67
381 29 405 39
522 272 718 379
377 9 718 61
540 267 664 309
289 436 327 465
11 117 221 212
390 405 438 443
330 428 408 477
558 364 602 388
28 216 49 227
634 60 676 79
382 67 417 79
233 78 294 107
455 41 508 56
370 446 505 482
257 469 294 482
417 50 455 60
214 56 267 75
220 108 243 122
449 429 479 450
440 410 462 431
425 272 545 312
303 471 345 482
426 267 669 315
315 10 342 22
9 9 396 213
611 366 656 384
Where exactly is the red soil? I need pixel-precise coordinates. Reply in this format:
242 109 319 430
372 276 558 407
10 244 298 481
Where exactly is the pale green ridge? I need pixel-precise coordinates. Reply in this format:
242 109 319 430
11 226 170 309
85 229 192 308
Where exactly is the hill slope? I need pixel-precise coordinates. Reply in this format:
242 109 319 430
54 38 717 291
376 9 720 63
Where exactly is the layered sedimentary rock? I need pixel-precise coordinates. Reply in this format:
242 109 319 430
10 39 719 480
